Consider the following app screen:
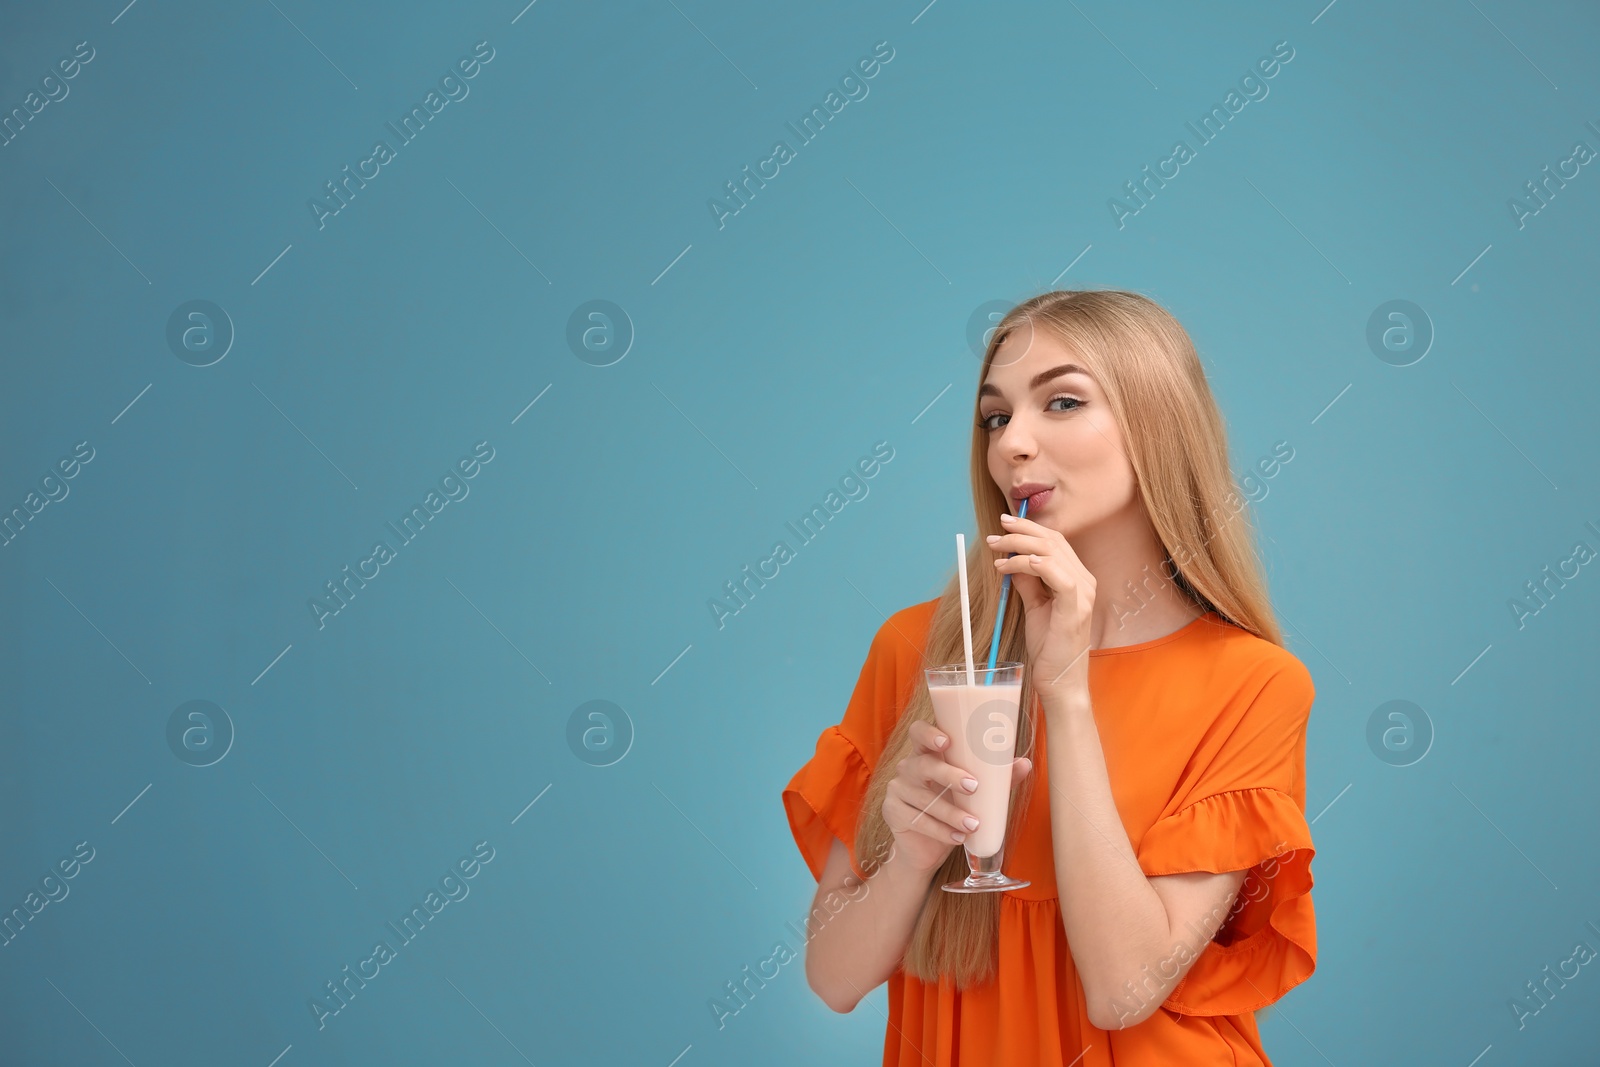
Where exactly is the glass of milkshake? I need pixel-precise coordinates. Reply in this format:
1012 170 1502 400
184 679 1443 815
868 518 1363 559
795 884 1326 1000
924 661 1031 893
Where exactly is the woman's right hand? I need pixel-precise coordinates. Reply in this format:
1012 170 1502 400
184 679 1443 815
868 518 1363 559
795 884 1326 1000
882 720 1031 874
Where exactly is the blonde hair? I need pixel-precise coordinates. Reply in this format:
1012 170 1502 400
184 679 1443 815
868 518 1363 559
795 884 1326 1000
854 289 1286 987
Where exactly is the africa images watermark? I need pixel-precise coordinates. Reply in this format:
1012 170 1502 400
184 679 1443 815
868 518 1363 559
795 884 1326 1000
1 440 95 549
707 440 895 631
1506 117 1600 230
1508 917 1600 1031
1 840 96 948
1108 440 1295 627
309 840 496 1030
1507 518 1600 631
309 40 497 231
0 39 96 149
1109 838 1296 1028
709 836 898 1030
708 40 896 231
1108 40 1296 229
308 440 496 630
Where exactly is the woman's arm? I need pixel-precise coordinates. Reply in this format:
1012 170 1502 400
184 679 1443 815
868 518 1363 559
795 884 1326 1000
803 836 938 1013
806 717 1026 1013
1043 690 1246 1029
987 515 1253 1029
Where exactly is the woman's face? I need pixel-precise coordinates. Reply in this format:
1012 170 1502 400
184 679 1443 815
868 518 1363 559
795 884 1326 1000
978 325 1141 539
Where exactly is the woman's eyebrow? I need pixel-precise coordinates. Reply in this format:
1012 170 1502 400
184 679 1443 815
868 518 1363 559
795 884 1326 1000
978 363 1090 400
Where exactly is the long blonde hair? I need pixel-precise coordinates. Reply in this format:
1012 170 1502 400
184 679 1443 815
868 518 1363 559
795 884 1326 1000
855 289 1286 987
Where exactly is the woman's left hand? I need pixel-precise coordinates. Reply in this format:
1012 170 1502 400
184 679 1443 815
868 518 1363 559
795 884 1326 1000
987 512 1096 704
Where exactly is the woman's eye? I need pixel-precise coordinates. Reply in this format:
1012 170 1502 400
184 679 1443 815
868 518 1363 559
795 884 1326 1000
978 396 1083 431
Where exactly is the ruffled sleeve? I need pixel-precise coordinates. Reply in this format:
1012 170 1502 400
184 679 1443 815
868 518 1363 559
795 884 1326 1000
782 726 875 881
1134 657 1318 1016
782 608 924 882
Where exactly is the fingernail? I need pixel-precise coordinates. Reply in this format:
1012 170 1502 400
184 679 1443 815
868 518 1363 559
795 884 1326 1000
1000 514 1014 522
951 832 965 843
962 816 980 831
962 777 978 792
935 735 947 748
985 535 1000 544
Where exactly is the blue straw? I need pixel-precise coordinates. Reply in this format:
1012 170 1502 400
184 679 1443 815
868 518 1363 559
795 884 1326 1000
983 497 1027 682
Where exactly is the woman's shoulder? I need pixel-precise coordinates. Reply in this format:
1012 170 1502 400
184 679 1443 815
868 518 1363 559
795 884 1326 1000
865 597 941 661
833 598 942 760
1188 613 1316 712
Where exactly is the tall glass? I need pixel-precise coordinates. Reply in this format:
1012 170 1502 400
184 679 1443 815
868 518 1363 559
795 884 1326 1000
924 661 1031 893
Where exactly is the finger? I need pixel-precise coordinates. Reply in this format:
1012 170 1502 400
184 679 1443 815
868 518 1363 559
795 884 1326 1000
996 552 1065 593
896 786 977 840
1009 565 1049 610
900 751 978 797
999 514 1081 560
986 531 1053 555
1002 513 1087 570
1011 756 1032 785
993 550 1048 574
999 513 1049 534
887 780 980 842
994 552 1045 592
890 753 983 834
992 550 1029 574
908 718 950 755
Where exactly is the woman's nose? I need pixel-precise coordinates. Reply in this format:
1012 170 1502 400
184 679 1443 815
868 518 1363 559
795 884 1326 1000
998 421 1035 456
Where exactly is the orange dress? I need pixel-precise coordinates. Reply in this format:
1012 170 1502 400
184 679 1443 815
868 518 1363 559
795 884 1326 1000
782 599 1318 1066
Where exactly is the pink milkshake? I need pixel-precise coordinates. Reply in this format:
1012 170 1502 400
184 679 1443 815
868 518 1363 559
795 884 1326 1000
932 530 1030 892
928 678 1023 857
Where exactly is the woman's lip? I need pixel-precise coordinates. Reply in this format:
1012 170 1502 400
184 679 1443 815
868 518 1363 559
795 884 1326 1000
1021 488 1053 510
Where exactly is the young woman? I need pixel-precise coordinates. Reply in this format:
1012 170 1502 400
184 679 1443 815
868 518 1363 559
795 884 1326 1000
781 289 1317 1065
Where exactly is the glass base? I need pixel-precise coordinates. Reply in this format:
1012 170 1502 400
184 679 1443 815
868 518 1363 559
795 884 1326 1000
940 871 1031 893
940 843 1028 893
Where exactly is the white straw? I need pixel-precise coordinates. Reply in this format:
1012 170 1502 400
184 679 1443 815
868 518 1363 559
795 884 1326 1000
955 533 976 685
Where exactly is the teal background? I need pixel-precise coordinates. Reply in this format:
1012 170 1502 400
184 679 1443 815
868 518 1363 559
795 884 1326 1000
3 1 1598 1064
